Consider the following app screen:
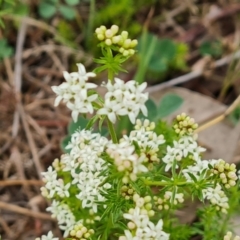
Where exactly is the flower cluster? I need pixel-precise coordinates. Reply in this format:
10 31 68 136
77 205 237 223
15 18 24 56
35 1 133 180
123 119 165 162
163 135 205 171
95 25 138 56
203 184 229 213
46 200 76 236
154 191 184 210
119 194 170 240
69 222 94 239
224 232 240 240
211 159 238 188
173 113 198 136
52 64 148 125
98 78 148 124
52 63 97 122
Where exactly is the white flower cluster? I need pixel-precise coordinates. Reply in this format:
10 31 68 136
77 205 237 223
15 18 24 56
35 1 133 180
182 159 215 182
163 135 205 172
98 78 148 124
203 184 229 213
119 194 169 240
35 231 58 240
41 166 70 198
46 200 76 237
123 119 165 162
52 64 149 125
52 63 97 122
65 130 111 213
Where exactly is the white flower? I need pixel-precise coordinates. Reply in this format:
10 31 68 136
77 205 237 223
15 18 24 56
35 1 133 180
35 231 58 240
123 207 148 227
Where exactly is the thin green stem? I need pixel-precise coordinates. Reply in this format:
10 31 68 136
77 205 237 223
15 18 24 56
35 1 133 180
144 179 188 187
108 69 114 82
107 118 118 143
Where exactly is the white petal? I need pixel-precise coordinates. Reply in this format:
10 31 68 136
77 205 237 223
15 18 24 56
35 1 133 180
71 110 79 122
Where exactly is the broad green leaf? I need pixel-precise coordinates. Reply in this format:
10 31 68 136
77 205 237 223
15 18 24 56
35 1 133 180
0 39 13 60
59 5 76 20
68 116 88 134
157 94 184 118
65 0 80 6
38 2 57 19
137 98 157 121
199 40 222 58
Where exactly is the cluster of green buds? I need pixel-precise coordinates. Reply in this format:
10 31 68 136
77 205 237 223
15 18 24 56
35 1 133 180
212 159 238 188
153 191 184 210
121 184 135 200
95 25 138 56
69 222 94 240
133 194 155 217
224 231 240 240
173 113 198 136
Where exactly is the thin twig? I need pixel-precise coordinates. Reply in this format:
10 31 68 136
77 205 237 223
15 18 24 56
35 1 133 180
196 94 240 133
18 104 44 178
147 50 240 93
12 18 27 138
0 201 54 221
0 180 43 186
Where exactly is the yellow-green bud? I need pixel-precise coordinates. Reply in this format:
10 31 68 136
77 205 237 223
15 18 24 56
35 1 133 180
111 25 119 34
130 39 138 48
105 39 112 46
97 33 104 41
121 31 128 39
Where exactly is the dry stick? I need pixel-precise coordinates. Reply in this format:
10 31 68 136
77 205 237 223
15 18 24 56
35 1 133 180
0 180 43 186
12 18 27 138
196 94 240 133
18 104 44 178
0 201 54 221
147 50 240 93
0 217 14 238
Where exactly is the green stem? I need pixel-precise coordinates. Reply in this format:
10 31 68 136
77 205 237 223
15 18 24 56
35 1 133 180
107 118 118 143
108 69 114 82
144 179 188 187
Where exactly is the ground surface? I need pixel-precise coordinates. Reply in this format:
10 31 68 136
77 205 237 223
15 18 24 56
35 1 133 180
1 0 240 239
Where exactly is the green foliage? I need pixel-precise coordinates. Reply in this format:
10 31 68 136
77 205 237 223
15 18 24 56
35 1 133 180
139 94 184 122
135 31 189 83
38 0 80 20
228 106 240 125
157 94 184 118
0 38 13 60
200 40 223 58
